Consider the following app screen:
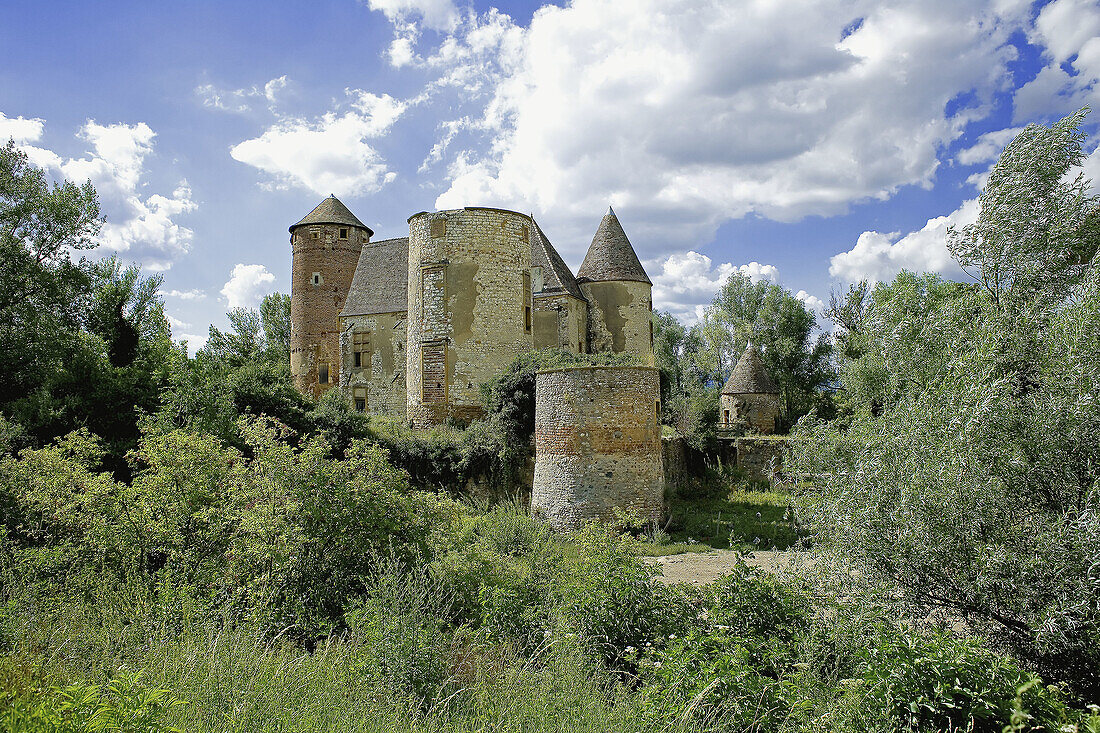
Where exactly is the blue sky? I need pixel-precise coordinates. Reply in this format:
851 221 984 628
2 0 1099 347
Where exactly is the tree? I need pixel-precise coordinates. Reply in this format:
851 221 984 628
260 292 291 364
794 109 1100 699
948 106 1100 313
0 141 100 404
694 273 834 431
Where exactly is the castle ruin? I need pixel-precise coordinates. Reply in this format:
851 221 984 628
289 196 664 529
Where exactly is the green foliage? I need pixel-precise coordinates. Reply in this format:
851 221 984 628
660 476 802 552
2 664 185 733
798 109 1100 700
0 141 100 406
691 272 835 432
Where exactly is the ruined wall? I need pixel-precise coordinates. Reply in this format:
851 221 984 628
735 437 786 481
721 392 780 434
291 223 368 398
579 280 654 363
533 366 663 531
406 207 534 427
661 435 688 493
339 311 407 417
533 293 588 353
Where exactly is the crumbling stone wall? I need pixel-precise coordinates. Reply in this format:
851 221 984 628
735 437 786 481
532 293 588 353
579 280 654 363
406 207 534 427
291 223 368 398
339 311 407 417
533 366 663 531
721 392 780 434
661 435 688 493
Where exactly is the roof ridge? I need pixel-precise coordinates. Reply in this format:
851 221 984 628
721 342 779 395
530 219 585 301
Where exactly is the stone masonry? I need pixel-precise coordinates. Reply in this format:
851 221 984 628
532 366 664 531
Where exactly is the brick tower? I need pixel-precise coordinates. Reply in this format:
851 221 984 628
289 195 373 398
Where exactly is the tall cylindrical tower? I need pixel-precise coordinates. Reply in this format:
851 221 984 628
406 207 534 427
289 195 372 398
532 365 664 531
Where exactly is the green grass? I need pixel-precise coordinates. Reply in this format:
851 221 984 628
648 472 806 553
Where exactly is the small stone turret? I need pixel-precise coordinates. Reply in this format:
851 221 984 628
577 207 654 363
719 342 781 434
289 195 372 398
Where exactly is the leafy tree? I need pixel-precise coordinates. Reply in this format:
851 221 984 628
260 291 291 364
0 141 100 405
948 106 1100 313
652 310 686 407
693 273 834 431
794 109 1100 699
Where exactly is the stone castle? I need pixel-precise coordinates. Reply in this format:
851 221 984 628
288 196 663 528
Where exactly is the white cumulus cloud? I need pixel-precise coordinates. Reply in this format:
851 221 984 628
230 91 405 196
408 0 1028 261
221 264 276 309
196 75 288 113
1014 0 1100 121
650 251 790 324
366 0 459 31
0 111 63 168
162 288 207 300
829 198 978 284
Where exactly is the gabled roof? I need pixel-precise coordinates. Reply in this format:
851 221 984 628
529 219 585 301
576 207 651 284
721 342 779 395
340 237 409 317
290 195 374 235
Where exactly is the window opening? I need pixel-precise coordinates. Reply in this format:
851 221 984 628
339 228 348 239
353 331 371 371
318 362 329 384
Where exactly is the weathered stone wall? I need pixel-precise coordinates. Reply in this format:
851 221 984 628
533 293 588 353
407 207 534 427
721 392 780 434
661 434 688 493
291 223 368 398
533 366 663 531
579 280 654 363
735 437 786 481
339 311 407 417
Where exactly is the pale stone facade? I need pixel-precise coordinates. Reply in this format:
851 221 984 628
290 197 655 426
532 366 664 531
718 342 781 435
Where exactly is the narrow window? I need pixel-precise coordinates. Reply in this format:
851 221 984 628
312 272 322 286
318 362 329 384
650 319 654 345
353 331 371 371
522 271 532 333
421 340 446 403
655 400 661 422
531 266 543 293
723 409 730 424
339 227 348 239
353 387 367 412
520 224 529 239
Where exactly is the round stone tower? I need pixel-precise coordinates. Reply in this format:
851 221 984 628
406 207 534 427
576 207 654 364
289 195 373 398
719 341 781 434
532 365 664 531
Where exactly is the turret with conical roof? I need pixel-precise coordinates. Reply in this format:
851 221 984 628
577 207 654 362
529 218 589 353
289 195 373 398
720 341 781 434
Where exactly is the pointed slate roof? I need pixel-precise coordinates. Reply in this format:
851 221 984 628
290 194 374 235
722 342 779 395
529 219 585 301
340 238 409 317
576 207 651 284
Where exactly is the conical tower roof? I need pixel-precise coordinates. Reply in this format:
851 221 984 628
289 194 373 235
721 342 779 395
529 219 585 301
576 207 651 284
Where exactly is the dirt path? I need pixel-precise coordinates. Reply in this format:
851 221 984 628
643 549 794 585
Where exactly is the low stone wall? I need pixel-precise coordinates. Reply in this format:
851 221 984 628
661 435 688 493
735 437 787 481
533 366 663 531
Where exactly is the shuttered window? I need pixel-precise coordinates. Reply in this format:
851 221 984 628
421 340 446 404
352 331 371 371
